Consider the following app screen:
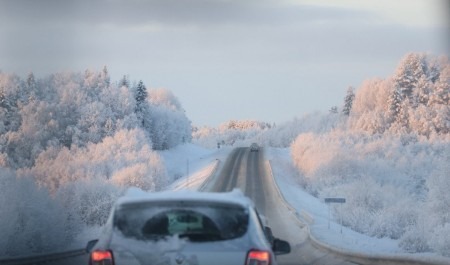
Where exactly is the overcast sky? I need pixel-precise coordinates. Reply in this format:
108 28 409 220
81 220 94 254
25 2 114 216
1 0 449 127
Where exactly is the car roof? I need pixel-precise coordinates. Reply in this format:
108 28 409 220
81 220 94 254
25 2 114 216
115 188 254 209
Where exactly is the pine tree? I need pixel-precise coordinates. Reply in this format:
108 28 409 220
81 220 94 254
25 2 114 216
387 87 402 123
0 90 9 110
135 80 148 127
429 66 449 106
100 66 110 87
26 72 37 102
119 75 129 88
396 100 410 131
342 86 355 116
135 80 148 106
428 65 450 135
394 53 428 103
414 75 431 106
427 59 440 83
329 106 338 114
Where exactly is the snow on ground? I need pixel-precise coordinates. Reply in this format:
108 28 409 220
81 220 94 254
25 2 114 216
164 144 406 255
160 143 233 191
70 144 233 249
73 144 448 263
266 147 449 261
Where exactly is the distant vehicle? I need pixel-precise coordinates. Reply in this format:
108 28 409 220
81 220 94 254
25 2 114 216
250 143 259 152
86 188 290 265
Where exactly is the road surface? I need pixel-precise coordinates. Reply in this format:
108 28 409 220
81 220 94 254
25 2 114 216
18 147 357 265
204 147 358 265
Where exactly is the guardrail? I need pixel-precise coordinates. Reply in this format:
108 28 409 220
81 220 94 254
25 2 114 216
199 159 221 191
265 160 450 265
0 248 85 265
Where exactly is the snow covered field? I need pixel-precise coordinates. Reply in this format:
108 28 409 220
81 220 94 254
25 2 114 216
161 144 232 191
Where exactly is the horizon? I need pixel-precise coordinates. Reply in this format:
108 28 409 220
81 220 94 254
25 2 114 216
1 0 448 127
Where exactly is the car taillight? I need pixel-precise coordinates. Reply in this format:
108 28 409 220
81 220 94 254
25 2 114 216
90 250 114 265
246 250 270 265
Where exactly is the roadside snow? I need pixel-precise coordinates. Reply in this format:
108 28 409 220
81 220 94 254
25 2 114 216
73 144 448 263
266 147 449 261
160 143 232 191
70 144 233 250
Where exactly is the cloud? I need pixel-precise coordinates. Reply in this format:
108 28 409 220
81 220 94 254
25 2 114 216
0 0 385 74
0 0 375 30
0 0 252 28
289 0 449 28
1 0 445 76
0 0 446 126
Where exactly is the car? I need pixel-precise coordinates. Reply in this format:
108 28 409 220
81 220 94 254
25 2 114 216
250 143 259 152
86 188 290 265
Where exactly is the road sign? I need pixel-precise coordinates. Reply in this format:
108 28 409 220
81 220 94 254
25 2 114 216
325 197 346 233
324 198 346 203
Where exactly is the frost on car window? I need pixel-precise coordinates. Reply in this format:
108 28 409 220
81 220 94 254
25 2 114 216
114 201 248 242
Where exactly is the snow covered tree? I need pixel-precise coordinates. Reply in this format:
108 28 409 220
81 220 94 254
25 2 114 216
148 89 191 150
394 53 428 103
134 80 148 127
427 62 450 135
26 72 37 103
392 101 409 134
148 88 183 111
0 68 197 258
100 66 110 88
414 75 432 106
135 80 148 106
387 87 403 125
0 88 14 127
329 106 338 114
431 104 450 135
119 75 129 88
0 168 74 256
83 70 104 101
423 156 450 256
342 86 355 116
429 64 449 106
0 73 23 133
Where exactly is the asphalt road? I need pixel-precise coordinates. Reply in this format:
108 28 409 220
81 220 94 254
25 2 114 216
204 147 358 265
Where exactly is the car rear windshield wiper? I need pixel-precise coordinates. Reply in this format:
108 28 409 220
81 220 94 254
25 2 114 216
178 232 224 242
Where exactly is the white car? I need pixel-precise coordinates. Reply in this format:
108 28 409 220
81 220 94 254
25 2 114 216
86 188 290 265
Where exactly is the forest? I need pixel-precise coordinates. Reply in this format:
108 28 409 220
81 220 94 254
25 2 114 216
290 53 449 256
194 53 450 256
0 52 448 257
0 68 191 256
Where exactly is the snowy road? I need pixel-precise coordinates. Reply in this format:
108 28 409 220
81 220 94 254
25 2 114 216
203 147 358 265
14 146 443 265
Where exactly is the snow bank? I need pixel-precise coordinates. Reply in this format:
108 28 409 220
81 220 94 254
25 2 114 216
267 147 450 263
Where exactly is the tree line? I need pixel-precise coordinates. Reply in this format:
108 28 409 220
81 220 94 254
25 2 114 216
0 67 191 256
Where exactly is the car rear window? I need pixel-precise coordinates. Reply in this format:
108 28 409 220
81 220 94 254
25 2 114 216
114 201 249 242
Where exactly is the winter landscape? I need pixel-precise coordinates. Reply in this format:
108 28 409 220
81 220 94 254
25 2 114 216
0 52 448 262
1 0 449 264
